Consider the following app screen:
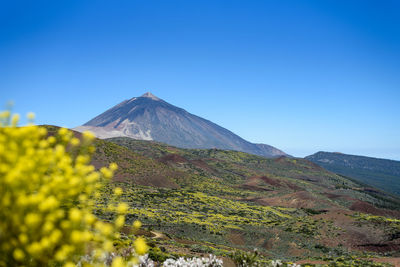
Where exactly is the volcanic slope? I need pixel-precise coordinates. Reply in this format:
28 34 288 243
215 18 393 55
74 92 287 158
102 137 400 260
45 126 400 262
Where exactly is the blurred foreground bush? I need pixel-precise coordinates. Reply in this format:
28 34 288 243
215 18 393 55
0 111 145 266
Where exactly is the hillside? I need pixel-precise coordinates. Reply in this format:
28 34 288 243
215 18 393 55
74 92 287 158
103 137 400 263
306 152 400 197
44 126 400 264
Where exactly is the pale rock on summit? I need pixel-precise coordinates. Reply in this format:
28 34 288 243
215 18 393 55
74 92 287 158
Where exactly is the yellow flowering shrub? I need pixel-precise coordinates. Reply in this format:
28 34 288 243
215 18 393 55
0 111 145 266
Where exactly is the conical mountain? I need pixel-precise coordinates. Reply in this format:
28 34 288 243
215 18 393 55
74 92 287 158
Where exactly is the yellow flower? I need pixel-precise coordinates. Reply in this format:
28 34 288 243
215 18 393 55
69 208 82 223
58 127 68 135
115 215 125 228
25 213 41 227
100 167 113 179
84 213 96 225
49 229 62 244
47 135 56 144
13 249 25 261
116 203 129 214
63 262 76 267
134 237 148 255
82 131 95 141
27 242 42 256
111 257 125 267
133 220 142 229
39 196 59 211
70 137 80 146
18 234 28 244
109 162 118 171
0 110 134 266
103 240 114 251
100 223 113 236
70 230 82 243
40 237 51 249
114 187 123 196
43 221 54 233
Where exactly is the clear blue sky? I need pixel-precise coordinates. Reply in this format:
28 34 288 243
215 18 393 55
1 0 399 160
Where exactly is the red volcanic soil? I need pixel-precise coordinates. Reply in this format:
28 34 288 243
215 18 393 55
314 209 400 253
324 192 354 201
158 154 219 174
350 200 400 219
323 192 358 205
241 176 301 192
258 176 282 187
372 257 400 266
273 156 287 163
358 243 400 253
314 208 355 222
189 159 217 173
240 176 274 191
158 153 188 164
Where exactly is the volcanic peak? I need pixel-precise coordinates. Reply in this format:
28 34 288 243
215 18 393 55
140 92 160 100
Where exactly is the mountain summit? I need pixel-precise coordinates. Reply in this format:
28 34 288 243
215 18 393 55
141 92 160 100
74 93 287 158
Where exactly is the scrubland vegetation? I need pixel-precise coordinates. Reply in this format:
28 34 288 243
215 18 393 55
1 112 399 266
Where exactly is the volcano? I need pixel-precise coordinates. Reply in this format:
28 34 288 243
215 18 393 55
74 92 287 158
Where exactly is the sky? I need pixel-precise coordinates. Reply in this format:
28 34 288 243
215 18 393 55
1 0 399 160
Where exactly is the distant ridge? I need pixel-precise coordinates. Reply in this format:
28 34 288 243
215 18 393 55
306 151 400 196
74 92 287 158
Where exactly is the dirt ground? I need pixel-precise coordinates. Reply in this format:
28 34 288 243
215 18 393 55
372 257 400 267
